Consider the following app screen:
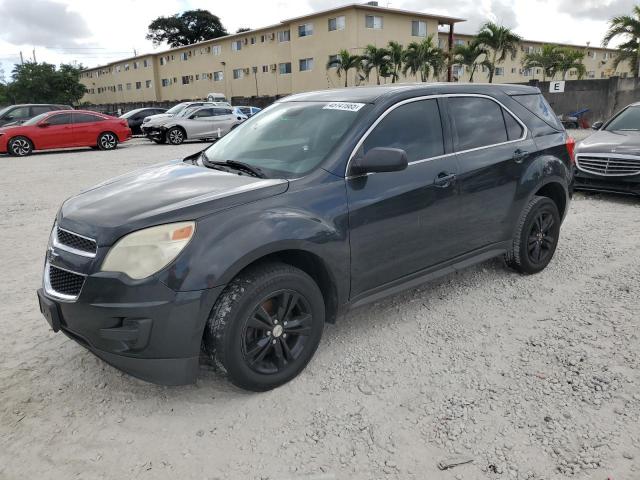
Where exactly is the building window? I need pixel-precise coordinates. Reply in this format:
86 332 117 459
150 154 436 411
279 62 292 74
328 16 345 31
298 23 314 37
117 84 123 91
260 34 266 43
160 57 165 66
250 36 256 44
495 67 504 76
126 83 132 90
211 45 222 56
161 79 169 87
143 59 149 68
115 65 121 73
278 30 290 42
454 39 466 46
365 15 383 29
213 71 224 81
233 68 244 79
232 40 242 51
511 67 516 74
262 65 269 73
146 80 152 88
133 61 139 70
135 81 142 89
328 54 338 64
299 58 314 71
411 20 427 37
124 64 130 71
182 75 190 85
452 65 464 76
587 70 595 78
181 52 189 61
195 74 200 81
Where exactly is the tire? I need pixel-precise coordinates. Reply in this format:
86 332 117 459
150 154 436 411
166 127 185 145
151 137 166 144
505 195 561 274
8 136 33 156
204 262 325 391
97 132 118 150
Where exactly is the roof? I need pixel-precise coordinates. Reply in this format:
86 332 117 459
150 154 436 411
282 83 540 104
450 32 619 52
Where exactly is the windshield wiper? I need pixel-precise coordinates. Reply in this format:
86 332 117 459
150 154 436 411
202 157 266 178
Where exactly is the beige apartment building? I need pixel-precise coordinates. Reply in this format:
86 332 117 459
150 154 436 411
79 2 630 105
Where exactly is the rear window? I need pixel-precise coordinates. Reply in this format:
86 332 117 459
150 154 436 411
511 94 562 130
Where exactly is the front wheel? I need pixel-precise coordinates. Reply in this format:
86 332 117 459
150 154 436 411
8 136 33 156
505 195 561 274
204 262 325 391
97 132 118 150
166 127 185 145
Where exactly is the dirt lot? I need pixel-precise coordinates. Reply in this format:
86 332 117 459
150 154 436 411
1 136 639 480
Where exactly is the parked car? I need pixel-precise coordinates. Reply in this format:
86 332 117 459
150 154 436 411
0 110 131 156
0 104 73 127
207 92 227 103
143 105 246 145
141 102 232 141
37 84 573 391
574 102 640 196
120 107 167 135
234 106 262 117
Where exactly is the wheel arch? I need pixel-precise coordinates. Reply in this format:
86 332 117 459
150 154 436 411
167 124 187 139
533 180 568 219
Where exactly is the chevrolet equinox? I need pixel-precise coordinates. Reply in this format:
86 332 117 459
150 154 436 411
37 84 574 391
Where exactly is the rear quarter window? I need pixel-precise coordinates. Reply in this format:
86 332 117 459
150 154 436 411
511 94 562 130
449 97 509 150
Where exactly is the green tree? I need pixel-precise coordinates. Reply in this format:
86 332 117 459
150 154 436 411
556 47 586 80
361 45 391 85
453 40 487 82
386 41 404 83
7 62 86 104
603 5 640 77
402 35 447 82
476 22 522 82
236 27 251 33
522 44 562 81
146 9 227 47
326 49 362 87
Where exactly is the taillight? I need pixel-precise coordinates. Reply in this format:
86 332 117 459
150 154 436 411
566 136 576 164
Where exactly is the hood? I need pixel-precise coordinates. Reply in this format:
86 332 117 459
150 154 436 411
59 160 288 245
577 130 640 156
143 113 174 126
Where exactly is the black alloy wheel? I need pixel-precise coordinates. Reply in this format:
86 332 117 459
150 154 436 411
527 210 555 265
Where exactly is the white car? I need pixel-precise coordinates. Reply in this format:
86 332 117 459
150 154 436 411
144 106 247 145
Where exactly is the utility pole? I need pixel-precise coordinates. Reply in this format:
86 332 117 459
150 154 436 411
32 48 36 63
19 51 24 65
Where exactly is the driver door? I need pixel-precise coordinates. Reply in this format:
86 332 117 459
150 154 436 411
183 108 215 139
37 113 76 149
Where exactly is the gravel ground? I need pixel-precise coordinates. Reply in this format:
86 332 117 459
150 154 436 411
1 135 639 480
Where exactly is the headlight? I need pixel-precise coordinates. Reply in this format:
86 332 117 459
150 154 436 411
101 222 195 279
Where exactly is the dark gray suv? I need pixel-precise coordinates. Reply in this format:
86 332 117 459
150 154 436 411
0 104 73 126
37 84 574 391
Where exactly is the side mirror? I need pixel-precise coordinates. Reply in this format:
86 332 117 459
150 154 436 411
350 147 408 175
591 121 604 130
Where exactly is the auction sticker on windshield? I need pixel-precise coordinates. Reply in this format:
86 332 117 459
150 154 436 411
323 102 366 112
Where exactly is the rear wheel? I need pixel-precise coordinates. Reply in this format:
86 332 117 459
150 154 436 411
505 195 561 274
97 132 118 150
166 127 185 145
8 136 33 156
204 262 325 391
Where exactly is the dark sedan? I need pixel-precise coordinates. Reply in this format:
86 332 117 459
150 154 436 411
120 107 167 135
575 103 640 196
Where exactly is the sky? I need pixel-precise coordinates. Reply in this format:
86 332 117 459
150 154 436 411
0 0 636 81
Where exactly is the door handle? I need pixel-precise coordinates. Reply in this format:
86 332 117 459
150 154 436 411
513 149 529 163
434 172 456 188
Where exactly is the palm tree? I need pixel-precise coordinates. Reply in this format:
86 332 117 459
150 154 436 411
361 45 391 85
452 41 487 82
556 47 586 80
522 44 561 81
475 22 522 82
603 5 640 77
387 41 404 83
326 49 362 87
402 35 447 82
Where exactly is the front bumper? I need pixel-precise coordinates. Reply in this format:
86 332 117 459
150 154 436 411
574 169 640 196
141 126 166 141
37 265 224 385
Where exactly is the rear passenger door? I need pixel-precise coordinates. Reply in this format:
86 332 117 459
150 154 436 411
73 112 106 146
347 98 460 298
447 95 536 252
183 108 216 138
213 108 237 136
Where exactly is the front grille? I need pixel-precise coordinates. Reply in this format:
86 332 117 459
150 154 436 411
56 227 97 255
48 265 85 297
577 154 640 177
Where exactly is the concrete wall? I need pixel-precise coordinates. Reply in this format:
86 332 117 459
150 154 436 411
527 77 640 123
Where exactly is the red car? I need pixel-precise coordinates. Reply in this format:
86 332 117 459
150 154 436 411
0 110 132 156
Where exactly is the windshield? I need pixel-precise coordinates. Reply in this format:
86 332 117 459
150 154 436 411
166 103 188 115
0 106 13 118
22 113 49 126
120 109 141 119
605 106 640 131
203 101 365 178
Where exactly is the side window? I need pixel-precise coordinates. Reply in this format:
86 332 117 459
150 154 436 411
74 113 104 123
48 113 73 125
31 106 51 116
6 106 30 120
213 108 232 116
503 109 524 140
449 97 508 151
363 99 444 162
193 108 214 118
